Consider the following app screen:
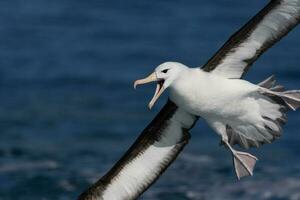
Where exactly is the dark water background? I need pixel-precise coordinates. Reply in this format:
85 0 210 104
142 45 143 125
0 0 300 199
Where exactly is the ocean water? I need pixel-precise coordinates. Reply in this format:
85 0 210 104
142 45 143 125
0 0 300 199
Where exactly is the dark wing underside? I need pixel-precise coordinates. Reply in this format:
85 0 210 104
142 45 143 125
202 0 300 79
77 101 197 200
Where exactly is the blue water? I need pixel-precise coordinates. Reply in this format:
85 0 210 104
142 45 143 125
0 0 300 199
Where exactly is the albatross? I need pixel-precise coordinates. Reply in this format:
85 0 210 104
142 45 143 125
78 0 300 199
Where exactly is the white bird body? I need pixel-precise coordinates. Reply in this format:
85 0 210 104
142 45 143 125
167 65 291 154
169 68 259 120
170 67 265 140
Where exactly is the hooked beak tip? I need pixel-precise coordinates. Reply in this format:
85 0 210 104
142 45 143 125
133 80 140 89
148 103 153 110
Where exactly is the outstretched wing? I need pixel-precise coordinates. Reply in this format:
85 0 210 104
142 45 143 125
77 101 197 200
202 0 300 79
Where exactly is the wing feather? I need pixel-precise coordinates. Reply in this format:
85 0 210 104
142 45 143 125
77 101 197 200
202 0 300 79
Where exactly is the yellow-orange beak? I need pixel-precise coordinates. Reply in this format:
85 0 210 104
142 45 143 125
134 72 165 109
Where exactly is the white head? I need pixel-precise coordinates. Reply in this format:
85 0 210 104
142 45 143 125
134 62 188 109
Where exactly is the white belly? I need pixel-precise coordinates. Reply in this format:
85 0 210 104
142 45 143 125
169 69 259 122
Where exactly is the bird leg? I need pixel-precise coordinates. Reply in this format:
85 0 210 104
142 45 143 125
209 121 258 179
223 139 258 179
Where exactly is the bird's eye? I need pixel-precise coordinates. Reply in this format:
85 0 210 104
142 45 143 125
162 69 169 73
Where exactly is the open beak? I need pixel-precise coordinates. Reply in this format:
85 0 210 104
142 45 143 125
134 72 166 109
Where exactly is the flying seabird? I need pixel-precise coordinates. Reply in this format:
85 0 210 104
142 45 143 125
77 0 300 199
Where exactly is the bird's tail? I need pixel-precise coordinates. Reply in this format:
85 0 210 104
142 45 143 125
277 91 300 111
259 75 300 111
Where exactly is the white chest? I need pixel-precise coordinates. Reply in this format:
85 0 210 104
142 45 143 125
169 69 258 117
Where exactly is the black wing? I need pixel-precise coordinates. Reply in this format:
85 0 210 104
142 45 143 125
202 0 300 79
77 101 197 200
